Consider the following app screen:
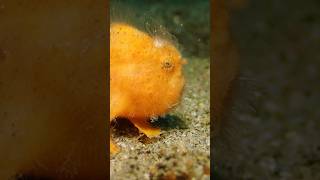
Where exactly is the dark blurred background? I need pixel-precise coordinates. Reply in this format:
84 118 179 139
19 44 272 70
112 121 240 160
216 0 320 179
111 0 210 58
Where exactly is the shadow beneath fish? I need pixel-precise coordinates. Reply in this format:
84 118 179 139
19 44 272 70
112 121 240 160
111 114 188 138
151 114 188 130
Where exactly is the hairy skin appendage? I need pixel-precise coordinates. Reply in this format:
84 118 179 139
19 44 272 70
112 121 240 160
110 23 186 153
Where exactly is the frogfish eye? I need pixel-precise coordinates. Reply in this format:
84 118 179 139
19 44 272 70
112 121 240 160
161 59 174 70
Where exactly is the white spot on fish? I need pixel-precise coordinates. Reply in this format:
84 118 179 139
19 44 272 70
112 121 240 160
153 37 165 48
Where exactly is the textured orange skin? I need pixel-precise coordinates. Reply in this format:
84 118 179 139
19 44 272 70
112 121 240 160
110 23 185 153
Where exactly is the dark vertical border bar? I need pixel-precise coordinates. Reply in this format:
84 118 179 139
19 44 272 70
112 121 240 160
210 0 215 176
211 0 240 178
106 0 111 179
0 1 110 179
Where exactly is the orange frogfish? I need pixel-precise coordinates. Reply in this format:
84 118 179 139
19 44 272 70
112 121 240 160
110 23 186 153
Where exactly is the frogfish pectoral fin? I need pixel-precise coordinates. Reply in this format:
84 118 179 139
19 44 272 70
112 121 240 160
110 138 119 154
130 118 161 138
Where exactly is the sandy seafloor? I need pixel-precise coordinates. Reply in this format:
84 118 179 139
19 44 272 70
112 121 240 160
110 0 210 179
